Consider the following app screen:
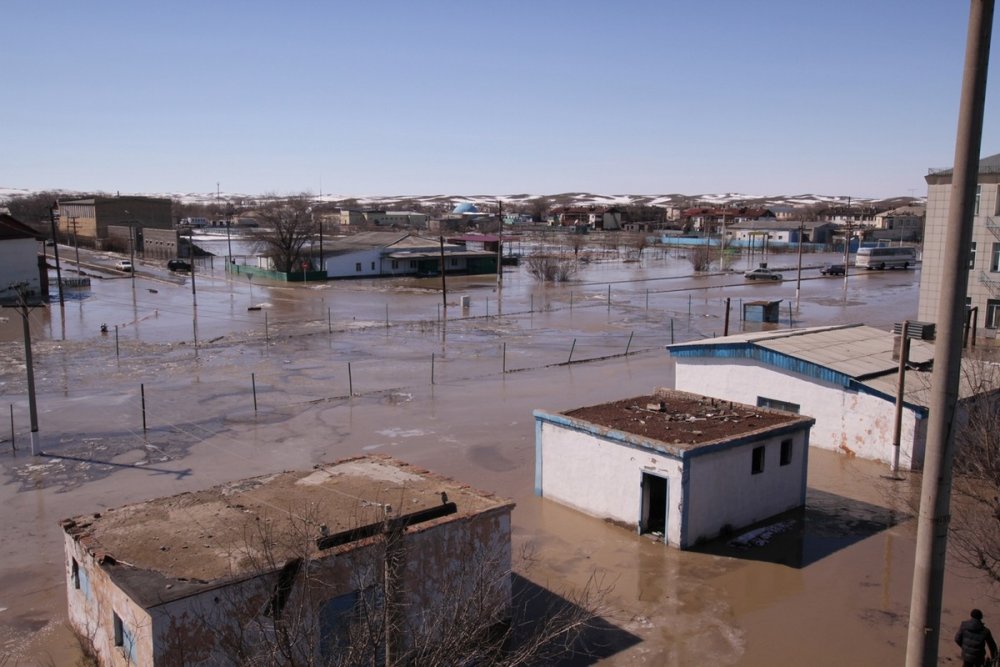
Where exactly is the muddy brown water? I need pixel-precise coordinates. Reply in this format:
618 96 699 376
0 252 991 665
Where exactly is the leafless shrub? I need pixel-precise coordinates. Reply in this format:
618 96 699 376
525 251 579 282
250 196 319 273
689 245 714 272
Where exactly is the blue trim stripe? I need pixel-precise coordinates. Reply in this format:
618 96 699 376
534 418 544 496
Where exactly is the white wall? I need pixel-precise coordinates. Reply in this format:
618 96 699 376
538 420 685 547
686 431 807 545
325 249 383 277
0 238 41 302
537 416 809 548
673 357 924 469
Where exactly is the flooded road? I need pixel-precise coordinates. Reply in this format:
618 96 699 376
0 247 989 665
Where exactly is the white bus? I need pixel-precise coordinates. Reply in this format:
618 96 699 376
855 246 917 270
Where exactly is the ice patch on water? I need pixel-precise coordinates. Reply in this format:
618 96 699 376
377 428 426 438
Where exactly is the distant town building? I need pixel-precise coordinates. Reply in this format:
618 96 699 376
62 456 514 666
725 220 835 245
869 205 926 242
56 196 172 245
338 209 429 228
919 152 1000 331
534 389 813 548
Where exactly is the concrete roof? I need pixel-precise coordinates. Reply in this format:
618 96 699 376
535 389 814 460
326 232 459 253
62 456 513 608
927 152 1000 179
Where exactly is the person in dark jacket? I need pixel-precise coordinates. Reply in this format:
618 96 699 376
956 609 998 667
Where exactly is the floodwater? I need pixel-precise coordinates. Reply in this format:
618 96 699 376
0 245 990 665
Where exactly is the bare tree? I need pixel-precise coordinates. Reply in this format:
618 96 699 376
160 504 611 666
250 197 318 273
626 233 649 262
689 245 714 272
525 251 579 282
565 232 587 258
941 351 1000 586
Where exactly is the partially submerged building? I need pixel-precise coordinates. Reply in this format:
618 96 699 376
62 456 514 666
0 213 46 305
534 389 813 549
322 231 497 278
667 324 939 470
57 196 172 245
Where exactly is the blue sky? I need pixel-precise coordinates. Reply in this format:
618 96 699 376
3 1 999 198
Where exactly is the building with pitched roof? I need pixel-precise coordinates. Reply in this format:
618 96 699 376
62 456 514 666
919 152 1000 332
534 389 814 548
667 324 943 470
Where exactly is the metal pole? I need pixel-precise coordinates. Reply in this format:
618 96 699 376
189 231 197 307
265 311 269 344
49 205 64 306
140 383 147 434
570 292 573 311
607 284 611 312
130 225 136 289
670 318 675 344
328 307 332 334
502 342 506 373
439 236 447 310
385 303 389 329
9 404 14 453
115 325 120 358
906 3 993 665
348 363 353 397
251 373 258 412
625 331 634 355
842 220 851 292
568 338 576 364
724 297 731 336
646 289 649 311
431 353 435 385
891 321 910 474
688 294 692 317
795 222 804 309
15 290 39 455
497 199 503 286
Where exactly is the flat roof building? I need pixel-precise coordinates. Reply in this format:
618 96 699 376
534 389 814 549
62 456 514 666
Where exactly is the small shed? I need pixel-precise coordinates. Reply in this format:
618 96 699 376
533 389 814 549
743 300 782 323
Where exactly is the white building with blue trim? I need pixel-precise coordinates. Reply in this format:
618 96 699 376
667 325 935 470
533 390 813 549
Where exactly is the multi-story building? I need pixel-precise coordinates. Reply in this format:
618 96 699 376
918 153 1000 333
57 196 172 243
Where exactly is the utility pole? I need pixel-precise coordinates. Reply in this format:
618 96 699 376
842 219 852 291
795 221 804 309
906 2 994 665
69 216 81 273
496 199 503 286
188 229 197 307
439 236 447 309
48 204 64 306
5 283 39 455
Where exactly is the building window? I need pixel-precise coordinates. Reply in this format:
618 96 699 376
72 559 80 589
371 262 375 270
976 184 982 215
409 260 416 269
391 260 399 269
780 439 793 466
992 243 1000 273
756 397 800 414
751 446 765 475
450 258 458 266
970 241 978 269
355 262 362 272
113 612 136 661
987 300 1000 329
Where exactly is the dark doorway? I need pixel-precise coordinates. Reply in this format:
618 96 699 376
640 473 668 540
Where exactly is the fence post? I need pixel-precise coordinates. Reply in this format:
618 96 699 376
688 294 692 317
530 294 534 313
486 298 489 317
570 291 573 311
625 331 634 356
265 312 269 344
788 301 793 327
251 373 258 412
607 285 611 312
348 363 353 397
431 353 435 385
141 383 147 434
646 289 649 310
502 342 507 374
670 318 675 344
9 404 15 452
328 307 332 334
115 325 120 358
568 338 577 364
724 297 731 336
385 303 389 329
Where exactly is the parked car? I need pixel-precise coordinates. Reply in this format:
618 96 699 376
167 259 192 272
821 263 846 276
115 260 133 272
744 267 783 281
